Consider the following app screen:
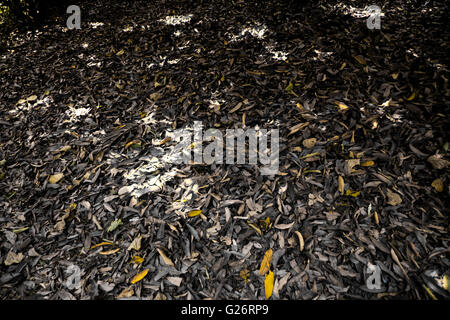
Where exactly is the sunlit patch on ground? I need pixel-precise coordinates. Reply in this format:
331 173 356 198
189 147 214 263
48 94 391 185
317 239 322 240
64 106 91 123
159 14 193 26
228 23 268 42
88 22 105 29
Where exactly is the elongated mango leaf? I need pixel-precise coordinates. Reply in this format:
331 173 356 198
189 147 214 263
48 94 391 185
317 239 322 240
258 249 273 275
131 269 149 284
188 210 202 217
264 270 274 299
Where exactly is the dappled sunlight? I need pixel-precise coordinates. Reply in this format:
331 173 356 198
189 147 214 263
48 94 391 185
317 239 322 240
332 3 385 19
159 14 193 26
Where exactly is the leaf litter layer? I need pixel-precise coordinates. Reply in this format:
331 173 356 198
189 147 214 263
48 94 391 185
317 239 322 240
0 0 449 300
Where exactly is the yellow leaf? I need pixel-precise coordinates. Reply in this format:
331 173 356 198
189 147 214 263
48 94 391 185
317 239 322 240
128 235 142 251
353 55 366 65
90 241 113 250
248 222 262 236
374 211 380 225
361 160 375 167
431 178 443 192
285 82 294 92
99 248 120 255
264 270 274 299
338 176 345 195
116 49 125 56
188 210 202 217
27 95 38 101
240 269 250 282
345 190 360 197
131 255 144 264
423 285 438 300
443 275 449 291
125 139 141 149
53 145 71 154
335 101 349 111
131 269 149 284
294 231 304 252
258 249 273 275
302 138 317 149
407 91 416 101
48 173 64 184
156 248 175 267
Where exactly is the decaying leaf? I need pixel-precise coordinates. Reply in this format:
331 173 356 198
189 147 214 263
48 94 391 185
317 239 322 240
48 173 64 184
117 287 134 298
106 219 122 232
130 269 149 284
258 248 273 275
248 222 262 236
166 276 183 286
353 55 366 65
431 178 444 192
131 255 144 264
4 251 24 266
302 138 317 149
264 270 274 299
156 248 175 267
335 101 349 111
386 189 402 206
240 269 250 282
427 155 449 170
344 159 360 175
127 235 142 251
345 190 361 197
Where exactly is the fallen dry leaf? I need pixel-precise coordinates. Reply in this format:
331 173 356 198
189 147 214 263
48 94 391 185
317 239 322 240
386 189 402 206
130 269 149 284
156 248 175 267
431 178 444 192
4 251 24 266
264 270 274 299
258 249 273 275
48 173 64 184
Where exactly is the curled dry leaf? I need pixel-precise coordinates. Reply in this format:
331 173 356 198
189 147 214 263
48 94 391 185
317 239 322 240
338 176 345 194
344 159 360 175
156 248 175 267
294 231 304 252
